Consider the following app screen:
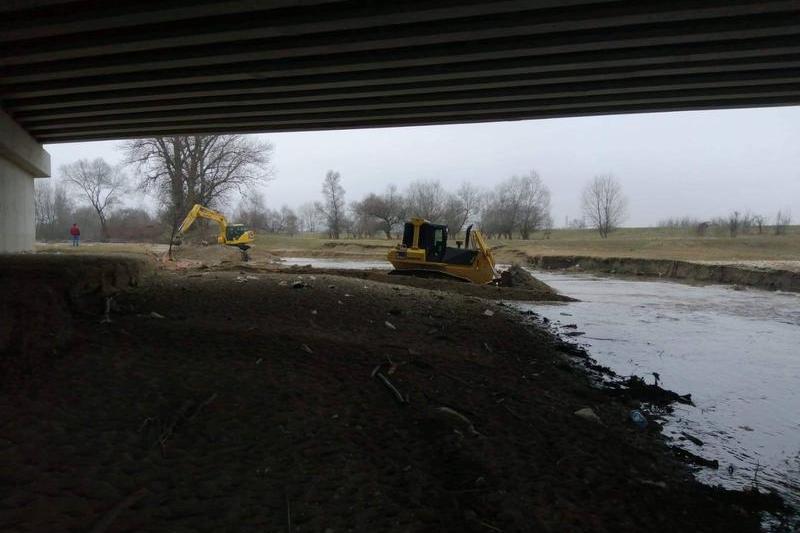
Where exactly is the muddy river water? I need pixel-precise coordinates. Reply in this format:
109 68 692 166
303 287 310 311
281 258 799 518
517 272 800 514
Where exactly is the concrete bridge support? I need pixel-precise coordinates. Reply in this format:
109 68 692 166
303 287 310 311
0 110 50 253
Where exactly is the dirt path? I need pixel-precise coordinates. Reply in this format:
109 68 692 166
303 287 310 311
0 265 783 532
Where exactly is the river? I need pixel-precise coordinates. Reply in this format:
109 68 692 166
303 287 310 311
280 257 799 521
515 272 800 516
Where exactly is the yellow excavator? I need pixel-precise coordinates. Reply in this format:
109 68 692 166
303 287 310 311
387 217 498 283
173 204 255 261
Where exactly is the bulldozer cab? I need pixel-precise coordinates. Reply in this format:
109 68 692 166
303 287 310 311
402 220 479 265
403 221 447 261
390 218 496 283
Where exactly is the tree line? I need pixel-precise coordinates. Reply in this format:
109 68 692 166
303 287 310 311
33 133 792 243
658 209 793 237
308 170 630 240
35 135 272 242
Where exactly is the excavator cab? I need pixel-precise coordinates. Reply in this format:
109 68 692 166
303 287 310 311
225 224 250 242
389 217 497 283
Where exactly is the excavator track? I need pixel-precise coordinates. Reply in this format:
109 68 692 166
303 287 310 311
388 269 470 282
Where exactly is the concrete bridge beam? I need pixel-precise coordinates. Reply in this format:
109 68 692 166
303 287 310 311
0 109 51 253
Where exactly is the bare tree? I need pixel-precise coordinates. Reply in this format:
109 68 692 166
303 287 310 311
280 205 299 236
658 216 701 229
479 172 550 239
123 135 272 221
349 200 381 238
34 180 57 238
234 192 269 230
61 158 126 241
440 183 483 235
442 194 467 235
514 171 551 239
34 179 74 241
360 185 406 238
542 213 554 239
567 217 587 229
740 210 758 235
316 170 346 239
752 214 765 234
775 209 792 235
727 210 741 238
455 182 482 230
581 174 627 238
481 188 516 239
405 179 446 222
297 202 321 233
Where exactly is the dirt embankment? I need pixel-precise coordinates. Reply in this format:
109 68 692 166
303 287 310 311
529 255 800 292
0 253 152 378
0 256 786 532
272 264 572 302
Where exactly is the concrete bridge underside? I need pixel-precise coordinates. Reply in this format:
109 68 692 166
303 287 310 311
1 0 800 251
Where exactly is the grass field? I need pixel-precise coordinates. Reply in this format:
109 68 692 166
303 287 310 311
254 226 800 263
494 226 800 262
37 225 800 266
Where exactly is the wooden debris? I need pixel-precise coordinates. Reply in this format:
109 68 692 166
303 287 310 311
435 406 481 436
89 487 148 533
372 364 407 404
671 446 719 469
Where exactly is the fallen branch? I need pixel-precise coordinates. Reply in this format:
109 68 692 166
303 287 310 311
137 417 154 433
440 370 471 387
187 392 218 422
154 400 194 455
89 487 148 533
680 431 704 447
286 494 292 532
408 359 471 386
502 403 524 420
100 297 113 324
479 520 503 532
671 446 719 469
436 406 482 436
375 371 407 405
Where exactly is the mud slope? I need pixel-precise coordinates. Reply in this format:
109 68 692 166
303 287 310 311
0 270 779 532
271 265 572 302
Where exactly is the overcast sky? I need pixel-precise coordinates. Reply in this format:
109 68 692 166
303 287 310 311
43 106 800 228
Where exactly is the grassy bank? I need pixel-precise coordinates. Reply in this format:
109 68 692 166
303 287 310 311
492 226 800 263
254 226 800 264
37 225 800 266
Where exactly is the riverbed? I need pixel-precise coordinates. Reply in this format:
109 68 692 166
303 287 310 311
280 257 800 518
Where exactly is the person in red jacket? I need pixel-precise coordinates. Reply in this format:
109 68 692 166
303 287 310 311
69 223 80 247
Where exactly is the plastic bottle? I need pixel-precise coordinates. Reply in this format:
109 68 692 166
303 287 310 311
629 409 648 429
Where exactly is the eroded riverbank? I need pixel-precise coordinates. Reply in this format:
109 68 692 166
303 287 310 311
527 255 800 293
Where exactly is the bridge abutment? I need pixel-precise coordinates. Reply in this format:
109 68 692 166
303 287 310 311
0 110 50 253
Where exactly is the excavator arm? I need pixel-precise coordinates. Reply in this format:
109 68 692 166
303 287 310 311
175 204 228 244
173 203 255 261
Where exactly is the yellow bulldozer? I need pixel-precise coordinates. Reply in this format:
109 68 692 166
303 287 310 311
387 217 498 283
173 204 255 261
